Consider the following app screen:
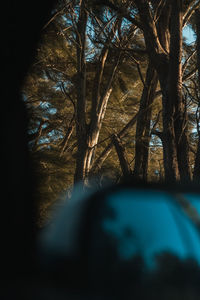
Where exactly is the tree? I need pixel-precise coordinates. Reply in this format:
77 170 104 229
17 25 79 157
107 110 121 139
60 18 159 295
132 0 188 181
23 0 146 216
23 0 200 221
74 0 121 184
102 0 199 182
193 7 200 181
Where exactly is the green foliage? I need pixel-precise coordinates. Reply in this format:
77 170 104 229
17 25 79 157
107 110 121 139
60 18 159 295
23 0 200 224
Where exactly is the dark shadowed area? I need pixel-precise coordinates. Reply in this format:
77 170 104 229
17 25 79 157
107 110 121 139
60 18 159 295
2 1 200 300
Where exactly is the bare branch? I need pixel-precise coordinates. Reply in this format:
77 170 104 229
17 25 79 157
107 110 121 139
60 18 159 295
127 53 146 88
42 8 65 30
134 0 168 61
60 82 76 111
42 1 75 29
151 129 164 141
151 109 162 133
183 67 198 81
153 0 166 23
95 0 142 29
183 0 200 28
112 134 132 176
60 115 75 156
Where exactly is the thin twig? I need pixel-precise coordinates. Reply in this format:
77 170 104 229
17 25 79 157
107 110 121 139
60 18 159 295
127 53 146 88
182 50 197 74
183 0 200 28
60 82 76 111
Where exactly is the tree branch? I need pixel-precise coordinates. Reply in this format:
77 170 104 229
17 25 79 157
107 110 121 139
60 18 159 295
134 0 168 58
95 0 142 29
112 134 132 176
91 102 155 173
60 82 76 111
183 67 198 81
151 129 164 141
60 115 75 156
127 53 146 88
182 50 197 74
183 0 200 28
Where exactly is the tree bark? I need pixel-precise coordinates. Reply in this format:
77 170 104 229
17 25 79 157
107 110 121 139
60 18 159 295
133 62 158 181
74 11 120 184
193 8 200 181
169 0 191 182
60 116 75 156
74 0 88 183
134 0 191 182
86 50 120 177
112 134 131 177
134 0 179 182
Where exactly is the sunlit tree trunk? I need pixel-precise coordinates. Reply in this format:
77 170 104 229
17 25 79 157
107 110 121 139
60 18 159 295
74 5 120 185
86 49 120 178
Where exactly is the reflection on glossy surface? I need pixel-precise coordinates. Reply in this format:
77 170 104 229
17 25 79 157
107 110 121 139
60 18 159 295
101 189 200 269
89 188 200 298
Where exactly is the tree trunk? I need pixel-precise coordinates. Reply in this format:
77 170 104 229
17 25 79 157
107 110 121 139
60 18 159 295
134 0 179 182
112 134 131 177
74 0 88 184
194 139 200 181
86 87 113 176
134 0 191 182
133 62 158 181
169 0 191 182
193 8 200 181
85 21 120 178
74 13 120 184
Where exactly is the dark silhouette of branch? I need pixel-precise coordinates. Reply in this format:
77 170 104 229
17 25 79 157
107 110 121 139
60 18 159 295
112 134 132 176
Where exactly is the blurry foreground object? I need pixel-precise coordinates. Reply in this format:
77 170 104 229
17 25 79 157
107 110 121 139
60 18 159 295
38 181 200 299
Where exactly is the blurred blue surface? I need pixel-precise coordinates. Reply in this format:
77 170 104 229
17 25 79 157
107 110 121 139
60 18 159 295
102 190 200 269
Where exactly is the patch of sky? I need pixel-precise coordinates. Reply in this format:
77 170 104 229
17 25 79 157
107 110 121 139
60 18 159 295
86 17 107 61
183 25 196 45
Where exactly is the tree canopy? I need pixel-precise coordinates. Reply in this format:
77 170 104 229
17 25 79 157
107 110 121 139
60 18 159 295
23 0 200 224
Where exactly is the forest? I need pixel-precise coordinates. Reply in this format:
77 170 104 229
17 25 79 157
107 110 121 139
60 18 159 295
22 0 200 223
